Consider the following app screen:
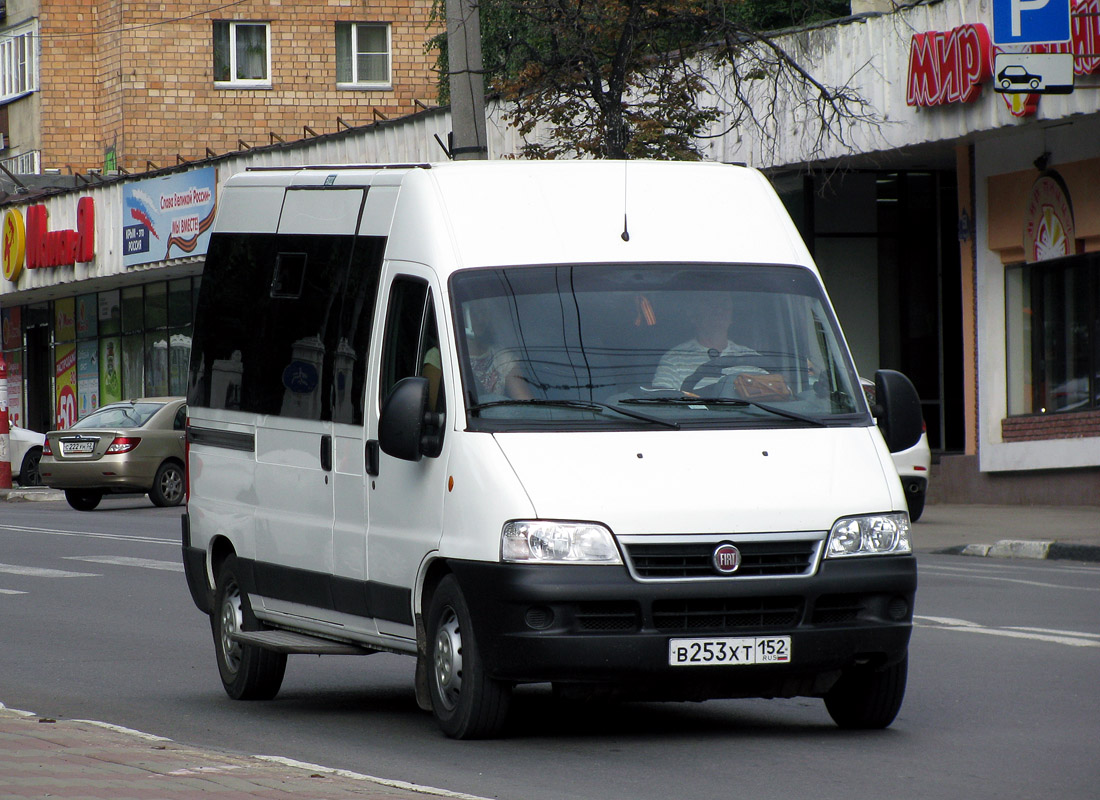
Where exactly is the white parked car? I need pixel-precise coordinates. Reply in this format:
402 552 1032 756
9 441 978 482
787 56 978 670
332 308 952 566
9 423 45 486
861 378 931 521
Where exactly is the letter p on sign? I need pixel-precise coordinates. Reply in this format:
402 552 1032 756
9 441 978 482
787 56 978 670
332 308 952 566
993 0 1070 45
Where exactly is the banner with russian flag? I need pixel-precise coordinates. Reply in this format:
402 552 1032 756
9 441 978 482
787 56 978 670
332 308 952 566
122 167 217 267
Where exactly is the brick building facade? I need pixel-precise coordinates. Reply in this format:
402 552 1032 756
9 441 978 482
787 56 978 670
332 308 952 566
4 0 440 174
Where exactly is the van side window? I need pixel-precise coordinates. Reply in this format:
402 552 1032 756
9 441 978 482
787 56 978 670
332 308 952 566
187 232 385 425
380 278 445 414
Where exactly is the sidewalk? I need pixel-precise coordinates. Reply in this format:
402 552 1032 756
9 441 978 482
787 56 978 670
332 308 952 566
0 703 481 800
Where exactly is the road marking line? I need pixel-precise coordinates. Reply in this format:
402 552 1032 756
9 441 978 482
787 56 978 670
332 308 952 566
1005 626 1100 640
0 589 27 595
254 755 494 800
0 563 100 578
915 615 1100 648
64 556 183 572
918 566 1100 592
0 524 173 546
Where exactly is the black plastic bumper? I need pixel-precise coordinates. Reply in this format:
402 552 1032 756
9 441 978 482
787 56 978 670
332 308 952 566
181 513 214 615
448 556 916 698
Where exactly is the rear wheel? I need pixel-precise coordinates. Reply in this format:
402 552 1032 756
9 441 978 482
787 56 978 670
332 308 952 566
824 654 908 729
65 489 103 511
150 461 185 507
212 555 286 700
427 575 511 739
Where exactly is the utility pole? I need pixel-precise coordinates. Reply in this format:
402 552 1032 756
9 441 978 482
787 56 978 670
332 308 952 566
446 0 488 160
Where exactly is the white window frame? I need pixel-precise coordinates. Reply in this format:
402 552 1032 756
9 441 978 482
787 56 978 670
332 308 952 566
336 23 392 89
214 21 271 88
0 20 39 103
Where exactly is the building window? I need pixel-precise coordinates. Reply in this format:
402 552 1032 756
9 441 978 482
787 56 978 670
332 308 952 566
213 21 270 87
336 23 390 87
0 21 38 102
1006 252 1100 416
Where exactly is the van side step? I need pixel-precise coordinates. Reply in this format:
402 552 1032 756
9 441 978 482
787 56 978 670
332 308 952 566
231 629 376 655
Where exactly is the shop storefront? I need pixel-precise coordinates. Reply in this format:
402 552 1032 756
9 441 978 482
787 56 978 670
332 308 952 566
1 169 214 434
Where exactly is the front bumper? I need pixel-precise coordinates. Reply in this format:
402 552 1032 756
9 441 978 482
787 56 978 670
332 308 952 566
449 556 916 698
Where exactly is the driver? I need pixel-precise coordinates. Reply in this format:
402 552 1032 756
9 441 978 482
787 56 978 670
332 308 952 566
652 292 758 391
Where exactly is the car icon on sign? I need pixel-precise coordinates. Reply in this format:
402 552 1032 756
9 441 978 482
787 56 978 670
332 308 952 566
998 64 1042 91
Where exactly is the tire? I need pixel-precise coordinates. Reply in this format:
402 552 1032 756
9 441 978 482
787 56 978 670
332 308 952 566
65 489 103 511
824 654 908 729
907 489 925 523
19 447 42 486
150 461 185 507
427 574 511 739
212 555 287 701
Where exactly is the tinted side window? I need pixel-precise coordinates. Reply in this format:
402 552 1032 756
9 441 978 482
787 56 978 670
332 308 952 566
380 278 445 415
188 232 384 424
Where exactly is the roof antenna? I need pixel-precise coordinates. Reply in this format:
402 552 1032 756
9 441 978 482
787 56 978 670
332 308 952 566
621 160 630 242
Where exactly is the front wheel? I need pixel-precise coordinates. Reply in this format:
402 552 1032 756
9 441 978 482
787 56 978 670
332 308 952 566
150 461 185 507
65 489 103 511
427 575 511 739
824 654 908 729
212 555 286 700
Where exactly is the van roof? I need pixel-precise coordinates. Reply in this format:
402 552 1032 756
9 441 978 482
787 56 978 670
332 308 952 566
227 160 814 273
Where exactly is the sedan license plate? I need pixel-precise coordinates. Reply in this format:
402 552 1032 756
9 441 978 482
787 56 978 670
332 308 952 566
63 441 95 455
669 636 791 667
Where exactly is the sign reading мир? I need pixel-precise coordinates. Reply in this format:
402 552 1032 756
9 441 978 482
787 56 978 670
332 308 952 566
906 0 1100 114
123 166 218 268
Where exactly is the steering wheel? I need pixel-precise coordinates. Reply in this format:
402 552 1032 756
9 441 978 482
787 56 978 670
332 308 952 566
680 354 774 394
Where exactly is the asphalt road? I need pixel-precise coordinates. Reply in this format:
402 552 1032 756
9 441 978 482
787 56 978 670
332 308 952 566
1 498 1098 799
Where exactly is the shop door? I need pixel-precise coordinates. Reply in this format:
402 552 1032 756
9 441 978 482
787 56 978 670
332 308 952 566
24 327 52 434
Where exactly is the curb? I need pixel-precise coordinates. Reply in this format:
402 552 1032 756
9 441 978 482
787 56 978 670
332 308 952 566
935 539 1100 562
0 487 63 502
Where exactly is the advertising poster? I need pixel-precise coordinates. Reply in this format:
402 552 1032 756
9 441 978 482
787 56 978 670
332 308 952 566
100 337 122 405
2 306 20 350
76 294 98 340
55 343 77 429
77 340 99 419
7 353 23 429
54 297 77 343
99 289 121 336
123 166 217 268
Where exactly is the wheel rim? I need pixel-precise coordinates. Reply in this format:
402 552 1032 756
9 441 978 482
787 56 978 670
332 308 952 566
219 581 244 675
433 607 463 711
159 467 183 503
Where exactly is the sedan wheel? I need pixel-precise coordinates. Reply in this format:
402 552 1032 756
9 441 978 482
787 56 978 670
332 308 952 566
150 461 185 507
65 489 103 511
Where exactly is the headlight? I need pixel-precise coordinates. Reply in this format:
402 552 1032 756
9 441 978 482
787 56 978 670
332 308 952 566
501 521 622 564
825 513 912 558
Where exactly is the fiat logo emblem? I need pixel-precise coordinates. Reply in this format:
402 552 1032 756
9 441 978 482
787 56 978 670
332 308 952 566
712 543 741 574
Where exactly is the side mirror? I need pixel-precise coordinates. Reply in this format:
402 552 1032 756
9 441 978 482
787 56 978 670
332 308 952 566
874 369 922 453
379 377 445 462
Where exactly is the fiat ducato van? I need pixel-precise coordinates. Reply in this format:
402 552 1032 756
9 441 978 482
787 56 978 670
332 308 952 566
182 160 923 739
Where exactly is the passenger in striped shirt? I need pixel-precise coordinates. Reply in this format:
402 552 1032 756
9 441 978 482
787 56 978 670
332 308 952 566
652 293 758 391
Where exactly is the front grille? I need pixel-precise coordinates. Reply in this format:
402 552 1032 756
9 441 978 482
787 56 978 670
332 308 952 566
625 539 819 579
575 601 640 632
653 597 804 633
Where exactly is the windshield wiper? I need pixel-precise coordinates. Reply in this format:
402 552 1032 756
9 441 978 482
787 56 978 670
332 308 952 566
468 398 680 429
621 396 827 427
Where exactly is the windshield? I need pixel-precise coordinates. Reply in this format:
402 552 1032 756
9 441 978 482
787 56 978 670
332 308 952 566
71 402 164 430
449 264 868 430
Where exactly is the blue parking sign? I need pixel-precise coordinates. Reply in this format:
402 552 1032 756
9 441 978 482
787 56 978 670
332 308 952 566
993 0 1071 45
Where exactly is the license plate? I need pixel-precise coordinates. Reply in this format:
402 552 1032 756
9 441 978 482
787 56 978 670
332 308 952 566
669 636 791 666
63 441 95 455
